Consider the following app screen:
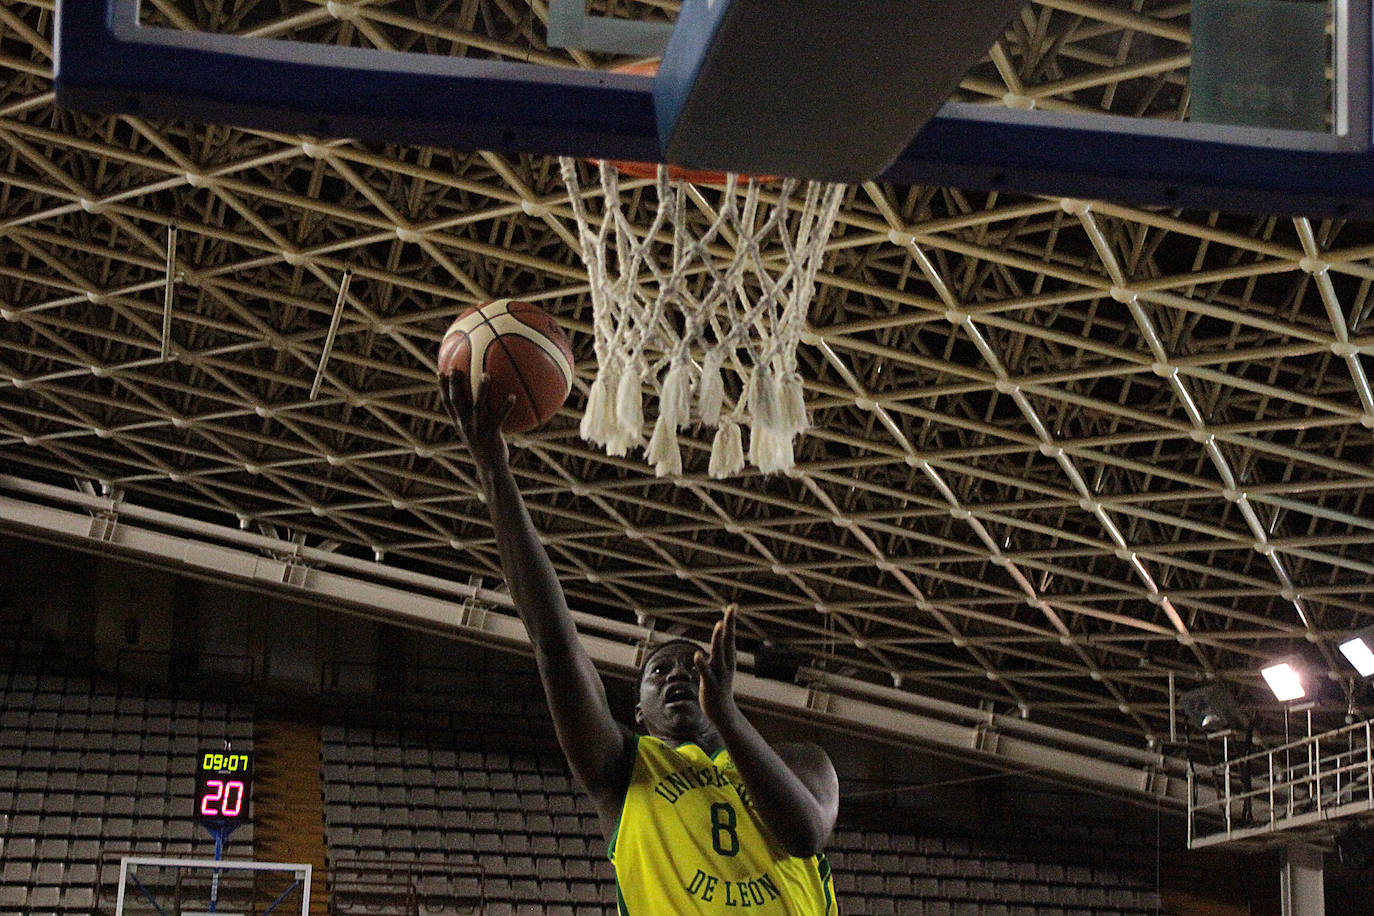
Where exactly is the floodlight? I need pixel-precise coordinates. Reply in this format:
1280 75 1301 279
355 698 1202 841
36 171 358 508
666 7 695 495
1261 660 1307 702
1339 628 1374 678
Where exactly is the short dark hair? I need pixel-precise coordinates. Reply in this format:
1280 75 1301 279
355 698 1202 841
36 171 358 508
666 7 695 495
638 638 701 681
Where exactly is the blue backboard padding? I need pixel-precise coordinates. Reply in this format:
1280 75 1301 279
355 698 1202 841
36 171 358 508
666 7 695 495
900 103 1374 218
52 0 1374 216
53 0 662 164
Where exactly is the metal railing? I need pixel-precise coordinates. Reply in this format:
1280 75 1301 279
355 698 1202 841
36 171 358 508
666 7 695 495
1188 718 1374 848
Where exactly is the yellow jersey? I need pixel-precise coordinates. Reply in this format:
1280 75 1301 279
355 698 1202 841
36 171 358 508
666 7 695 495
609 735 838 916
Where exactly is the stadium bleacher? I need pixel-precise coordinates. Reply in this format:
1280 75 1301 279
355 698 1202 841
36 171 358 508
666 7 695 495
0 605 1168 916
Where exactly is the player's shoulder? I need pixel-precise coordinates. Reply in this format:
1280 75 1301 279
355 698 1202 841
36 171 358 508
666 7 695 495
640 733 713 760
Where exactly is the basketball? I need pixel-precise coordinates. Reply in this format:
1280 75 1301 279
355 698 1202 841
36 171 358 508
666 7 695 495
437 299 575 434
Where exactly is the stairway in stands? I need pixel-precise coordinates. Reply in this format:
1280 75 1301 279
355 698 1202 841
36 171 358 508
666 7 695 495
253 715 331 916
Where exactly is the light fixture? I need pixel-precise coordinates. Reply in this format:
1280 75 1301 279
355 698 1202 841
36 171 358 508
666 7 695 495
1339 627 1374 678
1261 659 1306 702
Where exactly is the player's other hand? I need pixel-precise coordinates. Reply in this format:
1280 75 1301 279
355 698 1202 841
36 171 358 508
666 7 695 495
441 372 513 475
696 604 740 725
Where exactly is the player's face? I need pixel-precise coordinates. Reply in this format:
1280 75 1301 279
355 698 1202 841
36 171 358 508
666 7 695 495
637 644 710 740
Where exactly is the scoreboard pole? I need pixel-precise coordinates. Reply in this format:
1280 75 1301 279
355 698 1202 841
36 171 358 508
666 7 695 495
196 743 253 913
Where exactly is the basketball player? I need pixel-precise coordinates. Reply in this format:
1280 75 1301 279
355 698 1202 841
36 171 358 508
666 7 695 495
442 375 840 914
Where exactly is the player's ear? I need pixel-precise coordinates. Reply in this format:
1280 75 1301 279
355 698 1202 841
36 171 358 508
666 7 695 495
634 704 644 727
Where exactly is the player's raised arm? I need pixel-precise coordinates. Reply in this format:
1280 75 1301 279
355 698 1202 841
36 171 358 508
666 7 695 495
696 606 839 857
441 373 634 826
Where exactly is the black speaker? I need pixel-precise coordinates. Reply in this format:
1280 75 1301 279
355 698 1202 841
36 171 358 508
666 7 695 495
1337 825 1374 872
1179 683 1248 734
754 643 802 682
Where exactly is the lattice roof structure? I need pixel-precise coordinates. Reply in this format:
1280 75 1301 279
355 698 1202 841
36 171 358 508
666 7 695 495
3 0 1374 792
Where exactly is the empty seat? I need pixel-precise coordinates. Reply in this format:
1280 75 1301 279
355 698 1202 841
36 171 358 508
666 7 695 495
384 827 416 852
37 837 70 861
28 886 61 908
63 886 96 909
474 832 504 854
505 855 536 877
969 879 996 900
10 814 41 836
105 796 136 816
67 861 98 885
2 861 33 887
868 896 896 916
509 879 539 902
571 880 609 907
6 836 36 858
70 839 101 862
547 793 576 814
912 877 940 898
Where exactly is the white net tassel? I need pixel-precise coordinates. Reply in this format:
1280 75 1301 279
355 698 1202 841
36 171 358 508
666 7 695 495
647 412 683 477
708 419 745 479
697 349 725 426
749 426 795 476
612 369 644 454
659 357 693 430
580 372 613 447
745 364 796 474
779 370 809 437
746 364 782 432
644 356 693 477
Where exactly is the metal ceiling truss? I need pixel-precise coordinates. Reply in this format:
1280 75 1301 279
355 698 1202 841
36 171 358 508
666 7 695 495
4 0 1374 802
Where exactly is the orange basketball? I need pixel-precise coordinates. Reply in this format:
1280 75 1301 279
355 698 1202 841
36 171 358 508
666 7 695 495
437 300 575 434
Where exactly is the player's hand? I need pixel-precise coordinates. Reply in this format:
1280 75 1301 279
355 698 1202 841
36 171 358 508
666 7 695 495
696 604 739 725
441 372 513 476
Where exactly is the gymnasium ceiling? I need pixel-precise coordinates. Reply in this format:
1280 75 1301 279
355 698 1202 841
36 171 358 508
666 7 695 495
3 0 1374 765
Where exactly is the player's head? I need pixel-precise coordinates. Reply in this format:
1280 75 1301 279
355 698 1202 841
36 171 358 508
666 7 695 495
638 638 700 683
635 638 713 741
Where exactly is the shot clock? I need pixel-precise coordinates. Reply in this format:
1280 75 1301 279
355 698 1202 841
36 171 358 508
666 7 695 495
196 749 252 829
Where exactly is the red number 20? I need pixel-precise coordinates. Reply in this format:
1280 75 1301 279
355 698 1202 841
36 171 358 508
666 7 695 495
200 779 245 817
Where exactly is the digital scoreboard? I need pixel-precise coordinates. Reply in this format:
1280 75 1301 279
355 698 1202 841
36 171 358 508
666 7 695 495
195 750 252 828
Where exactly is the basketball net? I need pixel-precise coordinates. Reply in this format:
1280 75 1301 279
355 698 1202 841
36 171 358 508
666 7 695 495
560 158 844 478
